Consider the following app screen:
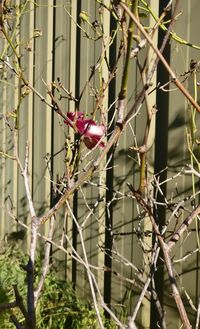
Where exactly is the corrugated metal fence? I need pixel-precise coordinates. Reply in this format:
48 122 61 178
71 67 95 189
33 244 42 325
1 1 200 328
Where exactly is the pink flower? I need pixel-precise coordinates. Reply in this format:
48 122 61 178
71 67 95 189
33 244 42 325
64 112 105 149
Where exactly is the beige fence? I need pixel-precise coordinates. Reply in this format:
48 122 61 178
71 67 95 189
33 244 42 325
1 1 200 328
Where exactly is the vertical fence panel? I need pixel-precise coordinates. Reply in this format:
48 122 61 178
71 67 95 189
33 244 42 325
0 1 20 240
32 1 53 217
161 0 200 327
0 33 8 239
50 0 72 278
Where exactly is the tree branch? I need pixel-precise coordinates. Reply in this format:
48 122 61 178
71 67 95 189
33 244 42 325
120 1 200 113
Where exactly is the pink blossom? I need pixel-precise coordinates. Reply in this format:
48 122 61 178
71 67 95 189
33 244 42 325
64 112 105 149
64 112 84 126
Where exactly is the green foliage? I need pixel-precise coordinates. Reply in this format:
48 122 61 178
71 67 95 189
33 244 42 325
37 275 97 329
0 243 117 328
37 271 117 328
0 242 27 328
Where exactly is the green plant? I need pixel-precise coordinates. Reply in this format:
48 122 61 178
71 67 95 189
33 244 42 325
0 244 117 328
37 275 96 329
0 242 27 328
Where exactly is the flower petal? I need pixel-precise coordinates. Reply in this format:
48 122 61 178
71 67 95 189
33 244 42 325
85 124 105 138
64 112 105 149
83 136 105 149
64 112 84 126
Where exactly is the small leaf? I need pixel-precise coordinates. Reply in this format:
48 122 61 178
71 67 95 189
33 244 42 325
79 11 89 23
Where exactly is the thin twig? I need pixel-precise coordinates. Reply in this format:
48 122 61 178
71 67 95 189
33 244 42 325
195 296 200 329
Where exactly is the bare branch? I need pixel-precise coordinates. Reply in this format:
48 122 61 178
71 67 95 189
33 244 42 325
120 1 200 113
167 204 200 250
34 216 55 306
